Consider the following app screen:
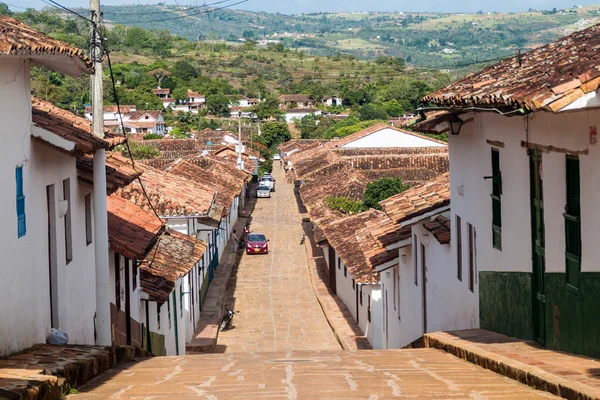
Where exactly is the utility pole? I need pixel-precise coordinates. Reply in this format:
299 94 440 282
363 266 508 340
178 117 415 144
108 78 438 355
90 0 111 346
237 111 243 171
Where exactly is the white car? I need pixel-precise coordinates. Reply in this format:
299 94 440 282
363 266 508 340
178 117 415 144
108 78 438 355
259 176 275 192
256 185 271 198
273 154 281 160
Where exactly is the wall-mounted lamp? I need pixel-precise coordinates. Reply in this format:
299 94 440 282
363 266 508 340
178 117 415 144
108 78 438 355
449 114 464 135
58 200 69 217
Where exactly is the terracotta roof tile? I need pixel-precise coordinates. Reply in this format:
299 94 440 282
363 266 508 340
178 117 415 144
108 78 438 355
423 23 600 112
84 105 136 113
152 88 170 95
0 15 92 75
107 195 164 260
114 164 218 222
127 110 162 121
139 229 207 303
31 98 124 156
76 152 142 194
278 94 311 103
380 173 450 225
423 214 451 245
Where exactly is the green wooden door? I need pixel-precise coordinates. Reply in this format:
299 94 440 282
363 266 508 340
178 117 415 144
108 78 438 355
530 151 546 345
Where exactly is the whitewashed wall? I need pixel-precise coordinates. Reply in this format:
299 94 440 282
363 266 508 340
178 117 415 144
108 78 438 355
341 128 446 148
450 109 600 276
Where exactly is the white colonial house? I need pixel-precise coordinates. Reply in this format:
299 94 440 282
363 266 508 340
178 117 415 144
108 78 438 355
152 87 176 109
378 173 479 349
419 23 600 358
285 108 322 123
173 90 206 114
323 95 343 107
84 106 165 135
330 123 447 149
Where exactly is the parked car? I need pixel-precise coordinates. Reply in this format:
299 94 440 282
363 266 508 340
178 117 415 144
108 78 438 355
246 233 269 254
273 154 281 160
256 185 271 198
259 175 275 191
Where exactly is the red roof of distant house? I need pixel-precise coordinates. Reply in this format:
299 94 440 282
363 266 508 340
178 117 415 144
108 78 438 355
279 94 311 103
424 23 600 112
152 88 171 95
0 15 92 76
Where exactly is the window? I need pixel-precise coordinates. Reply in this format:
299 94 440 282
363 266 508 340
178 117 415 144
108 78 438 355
157 304 161 330
167 295 172 329
393 268 397 311
565 155 581 289
132 260 138 290
360 286 363 306
63 178 72 264
114 253 121 309
397 267 401 320
413 234 418 286
338 256 341 270
344 266 347 278
367 295 372 323
16 167 26 238
352 279 355 290
491 149 502 250
85 193 92 245
180 284 183 313
468 223 475 293
456 215 463 281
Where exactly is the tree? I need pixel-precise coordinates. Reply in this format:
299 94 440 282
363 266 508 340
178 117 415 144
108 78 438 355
0 2 12 15
146 68 171 87
363 178 411 210
242 30 255 39
172 60 198 82
357 104 388 121
259 121 291 149
123 27 152 51
382 99 405 117
206 93 230 117
253 96 283 120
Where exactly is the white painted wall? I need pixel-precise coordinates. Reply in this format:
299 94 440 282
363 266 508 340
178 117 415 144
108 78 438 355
450 109 600 276
0 59 97 355
285 110 322 123
342 128 446 148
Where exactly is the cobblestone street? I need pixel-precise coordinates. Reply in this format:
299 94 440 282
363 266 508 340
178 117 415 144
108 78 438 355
217 167 341 353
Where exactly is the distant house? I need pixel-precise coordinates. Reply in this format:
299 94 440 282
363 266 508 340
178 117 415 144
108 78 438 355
152 87 176 109
227 95 251 108
172 90 206 114
330 123 446 149
84 106 165 135
323 95 343 107
278 94 313 109
283 108 322 123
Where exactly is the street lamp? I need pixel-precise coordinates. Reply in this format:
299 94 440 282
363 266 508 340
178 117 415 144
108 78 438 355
448 114 463 135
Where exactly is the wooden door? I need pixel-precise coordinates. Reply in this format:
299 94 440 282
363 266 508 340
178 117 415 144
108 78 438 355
329 246 337 294
530 151 546 345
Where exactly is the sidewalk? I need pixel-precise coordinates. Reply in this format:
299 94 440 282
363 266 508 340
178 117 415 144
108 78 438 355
0 344 144 399
425 329 600 400
186 196 256 354
302 219 372 351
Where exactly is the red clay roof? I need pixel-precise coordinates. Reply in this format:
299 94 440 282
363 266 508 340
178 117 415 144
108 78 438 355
278 94 311 103
107 195 164 260
380 173 450 225
139 229 207 303
31 98 124 156
423 23 600 112
127 110 162 121
84 105 136 113
114 164 218 220
423 214 451 245
152 88 170 95
76 152 142 194
0 15 92 76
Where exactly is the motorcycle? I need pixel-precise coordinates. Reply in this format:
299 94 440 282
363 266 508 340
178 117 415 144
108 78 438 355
220 307 236 332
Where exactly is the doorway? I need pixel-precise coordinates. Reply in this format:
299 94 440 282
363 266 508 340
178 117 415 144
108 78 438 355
329 246 337 294
530 151 546 345
421 243 427 334
46 185 59 329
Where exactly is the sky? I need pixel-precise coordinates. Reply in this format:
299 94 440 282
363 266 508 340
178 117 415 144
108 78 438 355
9 0 600 14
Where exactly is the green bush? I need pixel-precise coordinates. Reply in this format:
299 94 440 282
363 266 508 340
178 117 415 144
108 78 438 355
324 196 366 215
143 133 163 140
119 141 160 160
363 178 411 210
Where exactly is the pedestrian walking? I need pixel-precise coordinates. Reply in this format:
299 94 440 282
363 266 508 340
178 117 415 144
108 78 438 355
232 229 239 252
279 159 283 168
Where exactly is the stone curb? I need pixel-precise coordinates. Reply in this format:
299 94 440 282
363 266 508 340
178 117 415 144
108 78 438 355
424 333 599 400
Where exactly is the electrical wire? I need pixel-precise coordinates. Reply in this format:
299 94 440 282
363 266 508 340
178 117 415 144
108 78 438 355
102 0 234 15
115 0 248 23
43 0 93 22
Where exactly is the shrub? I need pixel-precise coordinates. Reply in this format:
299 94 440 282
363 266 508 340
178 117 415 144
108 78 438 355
324 196 366 215
143 133 163 140
119 141 160 160
363 178 411 210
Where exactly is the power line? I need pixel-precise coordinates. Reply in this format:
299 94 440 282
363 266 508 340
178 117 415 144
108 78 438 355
43 0 93 22
115 0 247 23
102 0 234 15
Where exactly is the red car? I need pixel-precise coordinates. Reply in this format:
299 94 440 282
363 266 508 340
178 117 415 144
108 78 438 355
246 232 269 254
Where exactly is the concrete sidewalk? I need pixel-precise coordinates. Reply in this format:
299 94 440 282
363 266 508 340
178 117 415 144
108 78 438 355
302 219 372 351
186 196 256 354
425 329 600 400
